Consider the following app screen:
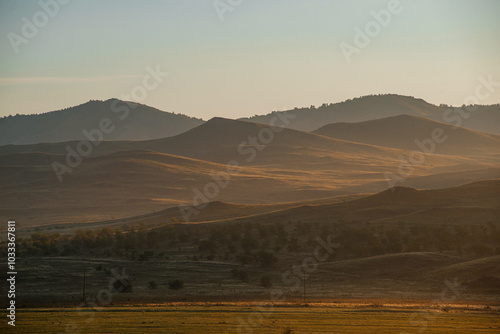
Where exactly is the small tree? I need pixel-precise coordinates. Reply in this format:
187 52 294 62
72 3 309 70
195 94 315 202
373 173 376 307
169 279 184 290
148 280 158 290
113 278 132 293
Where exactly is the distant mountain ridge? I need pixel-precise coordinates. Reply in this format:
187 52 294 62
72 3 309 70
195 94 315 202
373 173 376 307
241 94 500 135
0 99 204 145
2 94 499 146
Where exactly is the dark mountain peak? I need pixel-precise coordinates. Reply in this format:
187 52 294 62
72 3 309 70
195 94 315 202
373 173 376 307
0 99 205 145
172 117 263 143
365 186 421 204
313 112 500 155
205 116 237 124
347 93 428 103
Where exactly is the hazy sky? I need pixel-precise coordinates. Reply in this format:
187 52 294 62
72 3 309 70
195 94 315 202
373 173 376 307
1 0 499 120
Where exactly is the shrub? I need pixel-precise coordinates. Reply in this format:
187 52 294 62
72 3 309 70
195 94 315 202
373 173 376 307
169 279 184 290
148 280 158 290
113 278 132 293
231 268 249 282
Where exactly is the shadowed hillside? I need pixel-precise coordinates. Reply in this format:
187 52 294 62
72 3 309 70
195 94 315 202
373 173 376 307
0 99 204 145
313 114 500 157
0 117 477 168
3 95 500 147
242 94 500 135
1 116 496 226
222 179 500 225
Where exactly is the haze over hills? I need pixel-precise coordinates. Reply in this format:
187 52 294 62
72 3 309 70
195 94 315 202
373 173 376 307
313 114 500 157
130 117 440 166
1 98 499 228
0 148 366 226
0 116 433 163
242 94 500 135
0 117 483 167
2 94 500 147
0 98 204 145
214 179 500 226
1 113 499 226
2 100 499 308
3 0 500 324
1 149 312 225
337 166 500 195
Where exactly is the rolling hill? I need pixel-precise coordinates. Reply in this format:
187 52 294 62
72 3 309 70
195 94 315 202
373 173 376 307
0 147 382 226
1 115 496 227
22 178 498 236
2 96 499 307
242 94 500 135
0 117 478 169
3 95 500 147
0 150 318 226
0 99 204 145
313 114 500 157
219 179 500 225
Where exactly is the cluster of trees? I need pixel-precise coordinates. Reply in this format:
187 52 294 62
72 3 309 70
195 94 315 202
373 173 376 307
335 221 500 258
0 113 30 120
247 94 427 118
9 220 500 263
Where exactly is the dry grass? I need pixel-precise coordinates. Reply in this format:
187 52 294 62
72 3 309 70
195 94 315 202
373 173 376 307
2 116 498 227
16 305 500 333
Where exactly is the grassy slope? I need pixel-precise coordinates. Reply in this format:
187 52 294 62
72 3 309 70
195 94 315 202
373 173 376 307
313 114 500 157
1 117 494 227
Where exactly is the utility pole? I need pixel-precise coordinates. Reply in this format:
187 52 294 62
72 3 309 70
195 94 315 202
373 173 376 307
82 268 86 304
303 271 306 305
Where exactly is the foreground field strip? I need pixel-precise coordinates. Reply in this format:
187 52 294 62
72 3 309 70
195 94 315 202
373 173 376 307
16 306 500 334
19 305 499 313
20 308 423 314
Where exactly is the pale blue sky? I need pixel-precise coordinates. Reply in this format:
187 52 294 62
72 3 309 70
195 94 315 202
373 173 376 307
1 0 499 119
